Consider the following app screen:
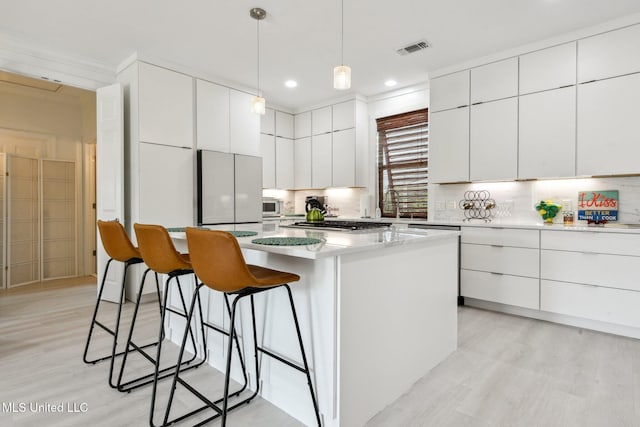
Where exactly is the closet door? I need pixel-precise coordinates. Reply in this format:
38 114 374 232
42 160 76 280
8 156 40 287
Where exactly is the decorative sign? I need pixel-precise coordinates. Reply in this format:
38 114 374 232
577 190 619 223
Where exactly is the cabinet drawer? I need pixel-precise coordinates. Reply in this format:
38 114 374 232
462 244 539 277
462 227 539 248
541 230 640 256
541 280 640 328
541 249 640 292
461 270 539 310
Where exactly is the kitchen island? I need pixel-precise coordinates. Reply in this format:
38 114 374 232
167 223 459 426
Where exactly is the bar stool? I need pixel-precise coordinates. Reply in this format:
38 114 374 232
160 227 321 426
83 219 160 389
130 224 248 425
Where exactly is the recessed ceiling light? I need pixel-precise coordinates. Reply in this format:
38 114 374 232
385 80 397 87
284 80 298 88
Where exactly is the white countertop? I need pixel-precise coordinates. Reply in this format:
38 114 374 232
170 223 460 260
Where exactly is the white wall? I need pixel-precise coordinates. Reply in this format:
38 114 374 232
365 85 429 215
0 80 96 276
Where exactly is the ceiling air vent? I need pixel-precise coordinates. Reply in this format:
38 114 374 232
396 40 431 56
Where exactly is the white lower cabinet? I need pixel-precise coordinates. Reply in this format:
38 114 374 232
460 227 540 310
541 280 640 328
539 230 640 332
462 270 539 310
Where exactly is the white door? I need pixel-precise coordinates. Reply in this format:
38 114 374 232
96 83 125 302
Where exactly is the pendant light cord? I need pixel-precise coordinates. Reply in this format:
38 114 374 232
340 0 344 65
257 17 260 96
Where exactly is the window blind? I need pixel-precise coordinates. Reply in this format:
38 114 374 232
377 109 428 219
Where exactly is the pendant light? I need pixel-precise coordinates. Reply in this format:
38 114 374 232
333 0 351 90
250 7 266 115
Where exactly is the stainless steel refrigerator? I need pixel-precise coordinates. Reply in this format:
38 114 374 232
197 150 262 224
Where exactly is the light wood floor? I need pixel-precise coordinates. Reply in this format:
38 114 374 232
2 279 640 426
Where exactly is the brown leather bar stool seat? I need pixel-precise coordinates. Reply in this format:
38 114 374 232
83 219 160 389
159 228 321 427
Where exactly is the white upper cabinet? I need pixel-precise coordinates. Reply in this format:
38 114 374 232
260 133 276 188
429 108 470 183
229 90 260 156
311 133 332 188
578 24 640 83
430 70 470 112
295 111 311 139
519 42 577 94
138 62 193 148
332 100 355 131
312 106 332 135
470 57 518 104
332 128 356 187
139 143 193 227
261 108 275 135
275 111 294 139
275 137 295 189
519 86 576 179
577 73 640 176
470 98 518 181
196 79 230 152
294 137 312 189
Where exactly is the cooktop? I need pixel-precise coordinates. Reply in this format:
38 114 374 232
284 220 392 231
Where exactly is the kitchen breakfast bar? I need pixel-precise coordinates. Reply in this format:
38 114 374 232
167 224 459 426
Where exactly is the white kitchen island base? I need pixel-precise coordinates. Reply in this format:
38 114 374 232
170 226 459 426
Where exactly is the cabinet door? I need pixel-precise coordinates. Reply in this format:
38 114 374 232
260 133 276 188
430 70 470 112
139 143 193 227
138 63 194 148
577 74 640 176
275 137 295 189
461 270 539 310
275 111 294 139
578 24 640 83
429 108 469 183
294 137 312 189
312 106 332 135
541 280 640 328
518 86 576 179
332 128 356 187
470 57 518 103
196 79 230 152
295 111 312 138
332 100 355 131
470 98 518 181
311 133 332 188
519 42 576 94
261 108 275 135
229 90 260 156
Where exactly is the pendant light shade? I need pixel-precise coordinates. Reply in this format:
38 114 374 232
250 7 266 115
333 65 351 90
333 0 351 90
251 95 266 115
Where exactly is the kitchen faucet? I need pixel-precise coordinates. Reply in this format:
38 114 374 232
384 189 401 219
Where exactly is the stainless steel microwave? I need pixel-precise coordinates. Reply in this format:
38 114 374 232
262 198 282 217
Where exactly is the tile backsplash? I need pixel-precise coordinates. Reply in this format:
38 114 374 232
263 188 369 218
429 177 640 224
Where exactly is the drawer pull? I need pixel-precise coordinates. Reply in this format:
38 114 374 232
490 244 504 248
490 272 504 276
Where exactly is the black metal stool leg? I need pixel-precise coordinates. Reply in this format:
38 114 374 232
284 284 322 426
107 261 134 388
83 258 114 364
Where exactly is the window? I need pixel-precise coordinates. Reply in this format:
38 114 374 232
377 109 428 219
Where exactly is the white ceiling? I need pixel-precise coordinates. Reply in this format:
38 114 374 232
3 0 640 110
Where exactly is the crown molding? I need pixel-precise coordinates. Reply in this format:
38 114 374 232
0 33 116 90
